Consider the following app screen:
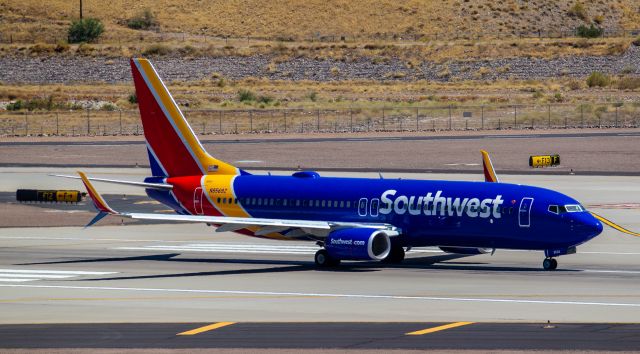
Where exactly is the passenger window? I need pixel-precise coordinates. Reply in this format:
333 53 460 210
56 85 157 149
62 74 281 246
346 201 351 208
340 201 344 208
321 200 326 207
548 205 559 214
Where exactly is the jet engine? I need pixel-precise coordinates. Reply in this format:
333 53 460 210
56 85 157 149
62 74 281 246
325 228 392 261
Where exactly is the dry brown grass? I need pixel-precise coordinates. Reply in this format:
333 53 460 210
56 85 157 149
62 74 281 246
1 0 638 45
2 78 639 113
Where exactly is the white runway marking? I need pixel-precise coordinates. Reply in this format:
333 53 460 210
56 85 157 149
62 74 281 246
0 269 117 283
1 284 640 308
115 243 448 255
116 243 320 255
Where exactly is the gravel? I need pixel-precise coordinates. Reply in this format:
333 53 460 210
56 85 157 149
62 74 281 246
0 46 638 84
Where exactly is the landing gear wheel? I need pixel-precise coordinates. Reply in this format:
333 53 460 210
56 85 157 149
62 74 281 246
315 249 340 267
543 258 558 271
382 245 405 264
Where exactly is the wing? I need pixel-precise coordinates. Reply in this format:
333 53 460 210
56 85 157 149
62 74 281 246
77 171 399 238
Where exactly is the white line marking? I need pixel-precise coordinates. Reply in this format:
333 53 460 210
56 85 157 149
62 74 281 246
0 278 36 282
0 274 75 279
116 247 313 255
0 269 117 275
1 284 640 308
580 251 640 255
583 269 640 274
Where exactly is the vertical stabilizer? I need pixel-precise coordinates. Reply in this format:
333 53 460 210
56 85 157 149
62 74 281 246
130 58 238 177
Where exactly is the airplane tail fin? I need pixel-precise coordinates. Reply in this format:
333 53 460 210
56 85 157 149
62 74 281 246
130 58 240 177
481 150 499 183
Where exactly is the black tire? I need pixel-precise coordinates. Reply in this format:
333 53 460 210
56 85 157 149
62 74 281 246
543 258 557 271
382 245 405 264
315 249 339 267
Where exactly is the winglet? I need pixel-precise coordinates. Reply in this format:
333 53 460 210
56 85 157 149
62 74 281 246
78 171 117 218
481 150 499 183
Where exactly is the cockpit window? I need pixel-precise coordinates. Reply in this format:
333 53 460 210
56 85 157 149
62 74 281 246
564 204 584 212
548 205 559 214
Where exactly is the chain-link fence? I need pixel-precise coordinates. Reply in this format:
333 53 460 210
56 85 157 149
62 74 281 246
1 103 638 137
2 28 639 45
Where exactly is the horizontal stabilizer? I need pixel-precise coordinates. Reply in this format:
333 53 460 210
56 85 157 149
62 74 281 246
51 174 172 190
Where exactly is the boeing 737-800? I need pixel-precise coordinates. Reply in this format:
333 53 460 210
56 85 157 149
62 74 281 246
57 58 639 270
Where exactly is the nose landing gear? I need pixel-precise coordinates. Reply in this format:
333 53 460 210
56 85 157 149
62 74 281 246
543 257 558 271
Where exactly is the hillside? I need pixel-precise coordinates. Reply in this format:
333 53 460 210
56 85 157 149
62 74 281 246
1 0 639 44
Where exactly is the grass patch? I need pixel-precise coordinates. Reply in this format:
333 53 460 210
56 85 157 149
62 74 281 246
586 72 610 87
142 44 172 56
126 9 158 30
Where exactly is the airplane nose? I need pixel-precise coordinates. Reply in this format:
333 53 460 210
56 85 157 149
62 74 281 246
579 213 603 238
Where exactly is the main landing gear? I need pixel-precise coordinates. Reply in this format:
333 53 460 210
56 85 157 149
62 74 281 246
543 257 558 271
382 245 405 264
314 249 340 267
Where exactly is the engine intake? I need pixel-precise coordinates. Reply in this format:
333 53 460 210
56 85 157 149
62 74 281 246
325 228 391 261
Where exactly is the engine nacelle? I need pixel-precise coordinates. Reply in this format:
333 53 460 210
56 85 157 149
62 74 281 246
439 246 493 255
325 228 392 261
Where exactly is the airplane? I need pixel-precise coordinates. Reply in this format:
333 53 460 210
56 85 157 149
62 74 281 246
56 58 640 271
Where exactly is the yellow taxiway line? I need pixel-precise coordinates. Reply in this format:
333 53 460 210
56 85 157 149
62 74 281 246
177 321 236 335
406 321 474 335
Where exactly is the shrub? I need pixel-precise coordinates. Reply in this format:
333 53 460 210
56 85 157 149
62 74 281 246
6 100 23 111
586 72 610 87
126 9 158 30
128 93 137 104
576 24 603 38
101 103 117 111
593 14 604 25
617 77 640 90
142 44 171 56
257 95 274 104
307 91 318 102
568 2 588 21
54 41 70 53
553 93 564 102
621 65 636 75
632 37 640 46
238 89 256 102
68 18 104 43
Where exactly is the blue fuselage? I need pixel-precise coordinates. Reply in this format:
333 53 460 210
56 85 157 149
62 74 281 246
231 173 602 251
147 172 603 253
